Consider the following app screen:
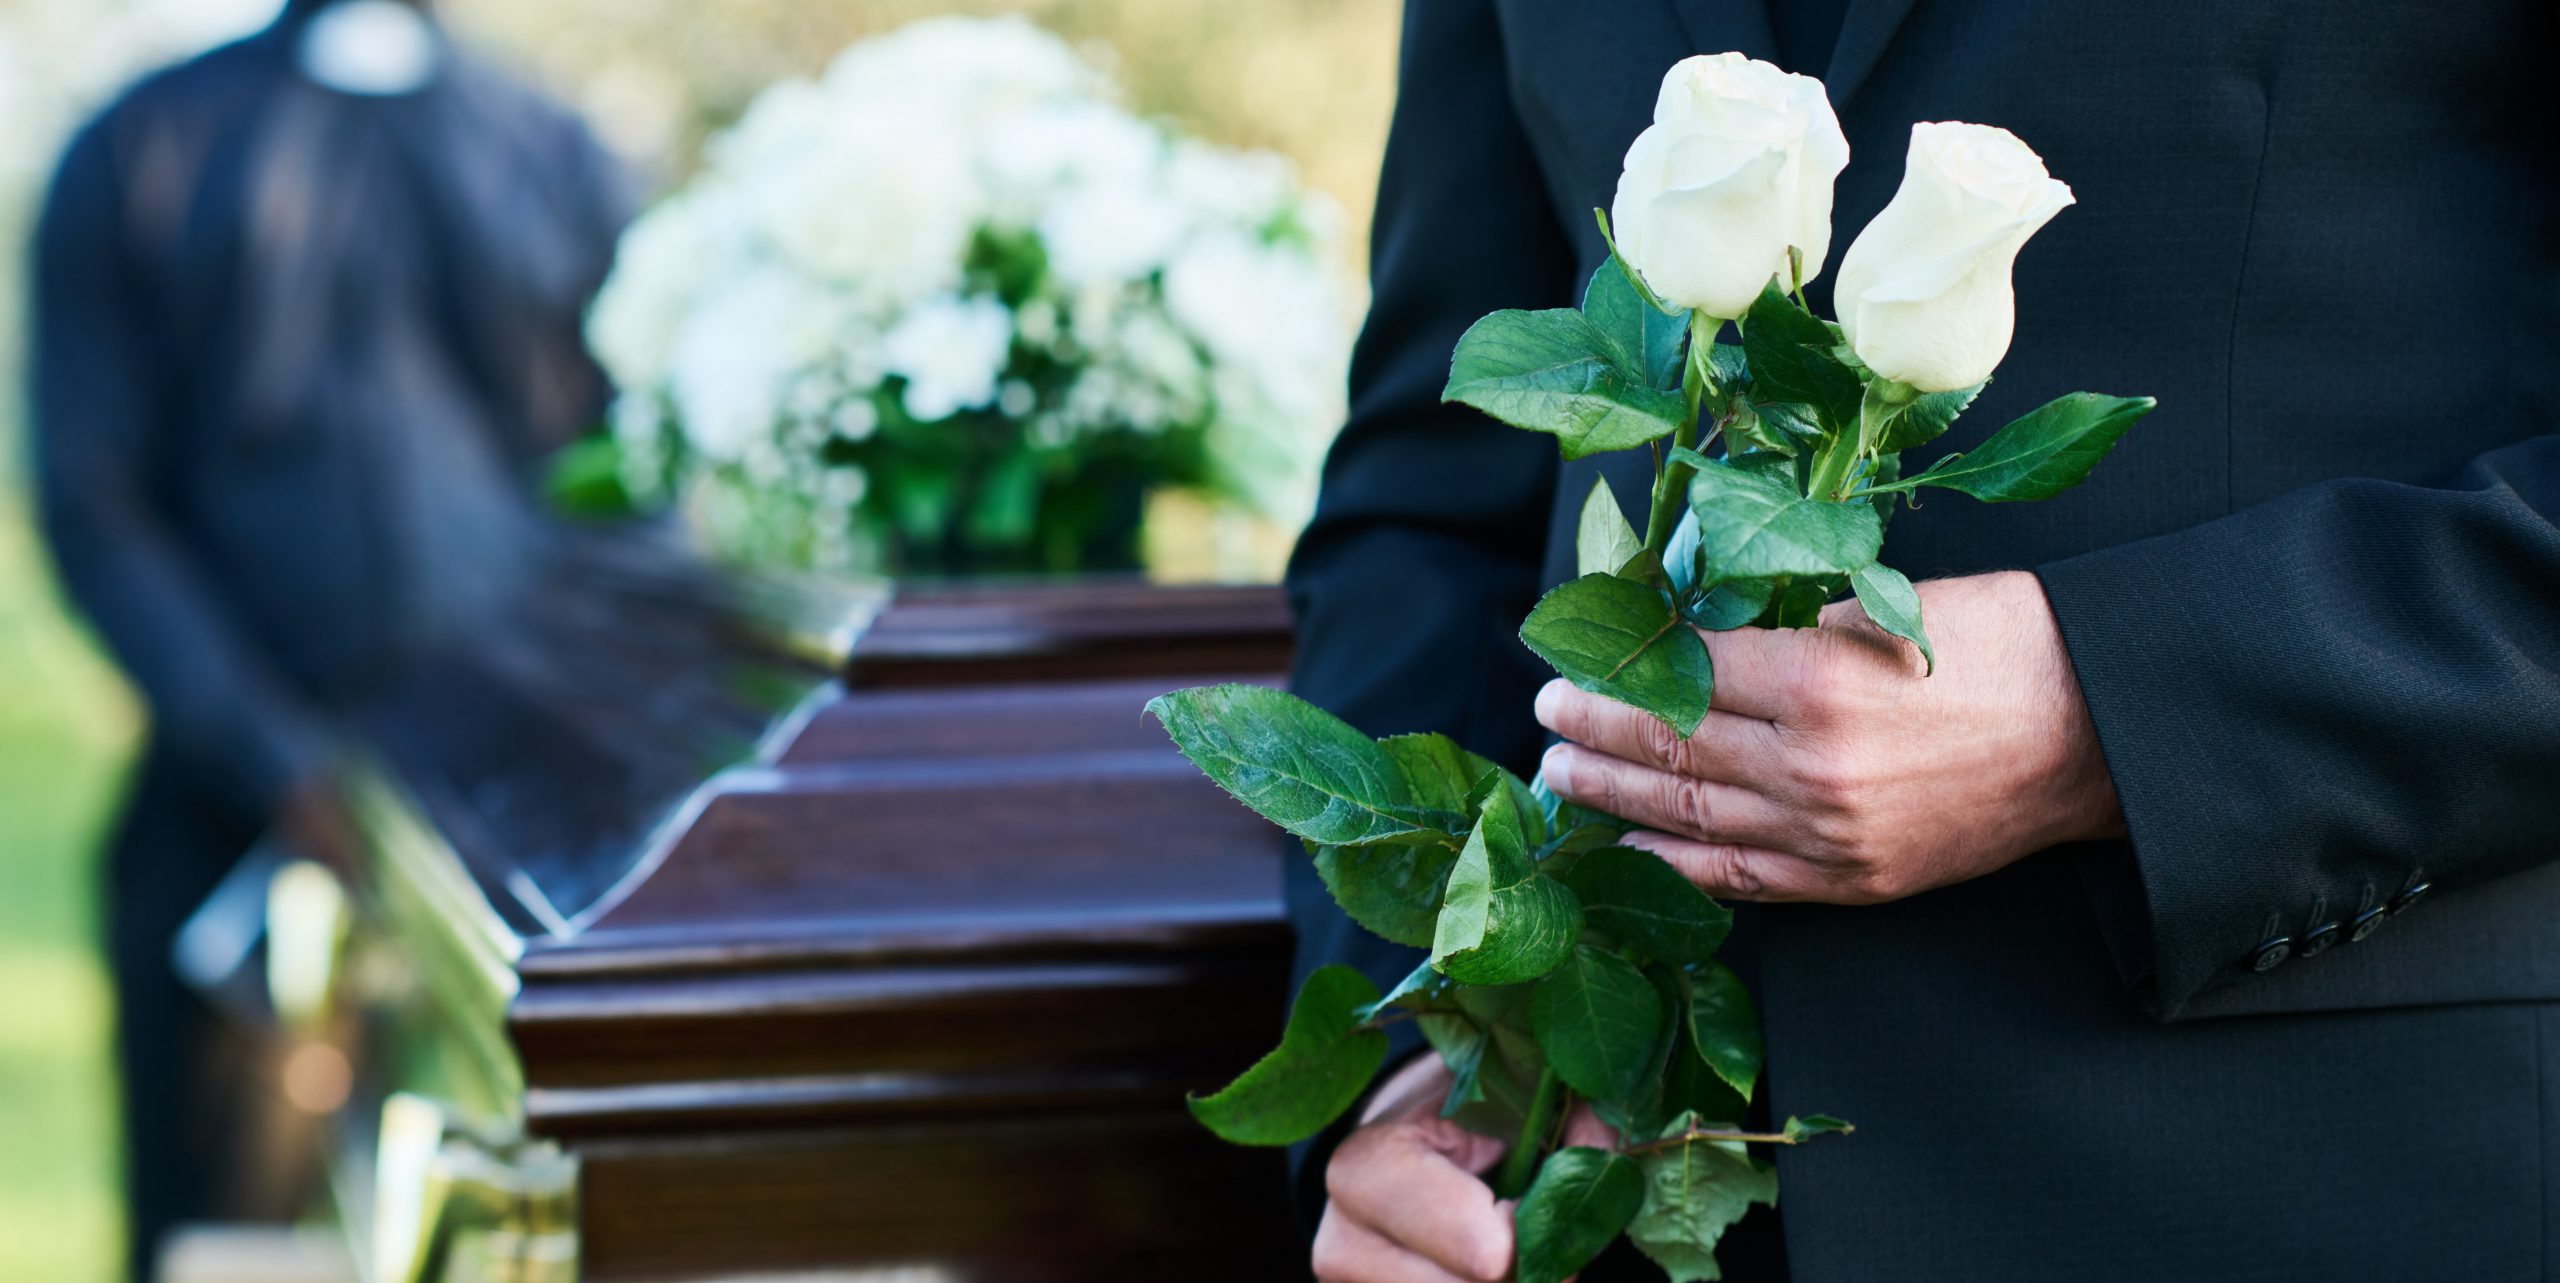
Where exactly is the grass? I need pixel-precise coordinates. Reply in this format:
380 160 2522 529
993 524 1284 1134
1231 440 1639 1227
0 499 138 1283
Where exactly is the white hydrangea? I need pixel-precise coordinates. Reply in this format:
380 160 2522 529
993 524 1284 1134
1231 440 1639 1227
666 265 848 461
1040 181 1189 289
982 98 1163 211
821 14 1101 124
746 106 976 301
882 294 1014 423
587 189 724 391
585 14 1357 573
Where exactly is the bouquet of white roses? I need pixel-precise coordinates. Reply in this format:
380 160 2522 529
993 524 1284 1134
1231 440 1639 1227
584 16 1351 577
1149 54 2153 1282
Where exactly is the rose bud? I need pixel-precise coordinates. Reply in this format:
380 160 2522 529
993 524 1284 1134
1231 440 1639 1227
1833 122 2076 392
1609 52 1849 321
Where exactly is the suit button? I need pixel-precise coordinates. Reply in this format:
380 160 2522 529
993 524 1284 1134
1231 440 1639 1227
2349 906 2387 943
2249 936 2293 972
2390 881 2432 915
2297 921 2341 958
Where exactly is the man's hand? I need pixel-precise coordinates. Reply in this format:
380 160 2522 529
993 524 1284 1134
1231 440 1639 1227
1315 1055 1615 1283
1536 570 2122 904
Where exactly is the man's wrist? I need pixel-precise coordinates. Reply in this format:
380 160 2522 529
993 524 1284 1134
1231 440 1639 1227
2007 571 2127 847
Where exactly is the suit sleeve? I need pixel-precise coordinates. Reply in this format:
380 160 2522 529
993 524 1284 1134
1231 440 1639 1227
1277 0 1575 1221
32 119 333 817
2037 430 2560 1020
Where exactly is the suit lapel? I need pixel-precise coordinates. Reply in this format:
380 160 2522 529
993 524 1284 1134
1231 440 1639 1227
1823 0 1923 110
1663 0 1919 109
1662 0 1780 66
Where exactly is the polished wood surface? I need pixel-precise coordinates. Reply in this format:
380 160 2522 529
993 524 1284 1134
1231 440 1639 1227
468 582 1306 1279
847 578 1293 687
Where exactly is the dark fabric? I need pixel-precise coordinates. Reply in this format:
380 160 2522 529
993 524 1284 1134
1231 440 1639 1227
1766 0 1853 75
1286 0 2560 1277
1279 0 1573 1225
104 745 266 1281
30 11 631 819
29 13 629 1278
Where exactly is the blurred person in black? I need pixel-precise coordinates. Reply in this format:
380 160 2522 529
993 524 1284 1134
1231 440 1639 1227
28 0 631 1274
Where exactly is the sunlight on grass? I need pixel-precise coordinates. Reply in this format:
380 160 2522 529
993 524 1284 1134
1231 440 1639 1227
0 503 135 1283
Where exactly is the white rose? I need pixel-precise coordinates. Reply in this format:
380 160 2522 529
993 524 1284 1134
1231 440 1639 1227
1609 52 1848 319
1832 122 2076 392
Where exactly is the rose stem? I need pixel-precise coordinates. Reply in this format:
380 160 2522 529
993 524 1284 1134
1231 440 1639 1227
1494 1067 1563 1200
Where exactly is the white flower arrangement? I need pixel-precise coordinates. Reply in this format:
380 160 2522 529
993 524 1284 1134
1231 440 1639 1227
586 14 1353 576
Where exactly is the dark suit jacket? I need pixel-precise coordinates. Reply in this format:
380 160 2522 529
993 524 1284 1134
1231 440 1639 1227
1287 0 2560 1277
31 8 629 821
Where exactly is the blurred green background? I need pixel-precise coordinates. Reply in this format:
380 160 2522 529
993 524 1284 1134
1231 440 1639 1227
0 1 1392 1278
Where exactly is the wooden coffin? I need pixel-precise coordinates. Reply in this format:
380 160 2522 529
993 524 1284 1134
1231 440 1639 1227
345 582 1307 1282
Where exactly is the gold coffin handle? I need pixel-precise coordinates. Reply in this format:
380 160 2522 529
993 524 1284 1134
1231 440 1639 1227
372 1093 577 1283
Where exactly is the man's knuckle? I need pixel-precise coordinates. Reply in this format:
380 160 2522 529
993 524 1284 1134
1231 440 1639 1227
1673 780 1719 840
1322 1148 1365 1205
1642 714 1687 771
1713 845 1765 897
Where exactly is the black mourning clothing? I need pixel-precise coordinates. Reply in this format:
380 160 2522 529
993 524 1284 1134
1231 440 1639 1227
1286 0 2560 1279
30 6 630 1274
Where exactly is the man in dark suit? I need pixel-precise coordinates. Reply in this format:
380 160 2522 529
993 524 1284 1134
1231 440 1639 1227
1286 1 2559 1279
30 2 627 1274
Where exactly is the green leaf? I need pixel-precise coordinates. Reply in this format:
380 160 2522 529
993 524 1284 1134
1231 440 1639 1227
1874 379 1984 452
1731 400 1822 460
1684 577 1779 632
1531 946 1666 1103
1663 1018 1750 1127
1682 458 1883 581
1582 261 1689 391
1419 1011 1491 1116
1467 764 1550 857
1515 1147 1647 1283
1627 1114 1780 1283
1661 510 1707 597
1376 733 1501 822
1317 841 1462 948
1781 1114 1855 1142
1576 477 1647 580
543 435 641 519
1432 795 1583 986
1559 848 1734 964
1708 341 1750 393
1147 685 1455 846
1520 574 1713 738
1355 960 1450 1023
1188 965 1389 1145
1593 965 1693 1142
1899 392 2156 502
1432 989 1551 1135
1685 963 1764 1101
1770 576 1839 629
1532 773 1623 844
1741 281 1863 434
1444 309 1691 461
1847 562 1933 674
